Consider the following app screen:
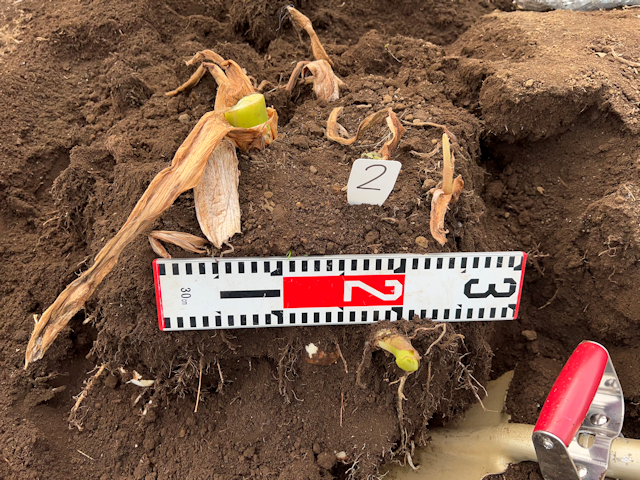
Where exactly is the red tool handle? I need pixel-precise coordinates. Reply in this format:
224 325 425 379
533 341 609 446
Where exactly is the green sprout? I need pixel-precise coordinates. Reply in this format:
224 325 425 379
374 329 421 372
224 93 269 128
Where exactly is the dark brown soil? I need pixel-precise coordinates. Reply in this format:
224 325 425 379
1 1 640 479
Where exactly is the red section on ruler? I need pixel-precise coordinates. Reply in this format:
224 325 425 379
513 252 528 319
284 274 405 308
152 259 165 330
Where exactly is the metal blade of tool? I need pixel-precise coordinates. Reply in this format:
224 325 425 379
382 371 640 480
153 251 526 331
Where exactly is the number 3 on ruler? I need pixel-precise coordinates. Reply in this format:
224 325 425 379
347 159 402 206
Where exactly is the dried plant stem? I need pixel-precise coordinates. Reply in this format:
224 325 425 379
442 134 453 195
25 112 234 367
26 106 278 367
326 107 406 159
69 364 106 431
287 7 333 66
148 230 209 259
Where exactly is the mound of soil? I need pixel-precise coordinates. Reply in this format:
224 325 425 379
1 1 640 479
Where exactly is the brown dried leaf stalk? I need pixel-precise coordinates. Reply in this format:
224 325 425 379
166 50 277 248
148 230 210 259
429 133 464 246
286 7 333 66
285 7 344 101
380 110 407 160
166 50 255 111
25 107 278 367
326 107 405 159
286 60 345 102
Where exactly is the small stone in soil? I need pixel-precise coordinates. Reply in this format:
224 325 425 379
521 330 538 341
309 166 318 174
243 446 256 458
178 113 190 125
317 451 337 470
364 230 379 243
264 191 273 199
104 374 119 389
422 178 437 191
415 236 429 248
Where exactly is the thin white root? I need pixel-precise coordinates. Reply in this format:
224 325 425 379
335 342 349 374
69 364 106 431
194 356 203 413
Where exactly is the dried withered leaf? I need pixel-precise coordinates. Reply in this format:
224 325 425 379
286 60 344 102
25 111 272 367
379 110 406 160
429 175 464 246
287 7 333 66
166 50 254 111
148 230 209 259
327 107 405 159
27 50 280 367
326 107 390 146
194 139 241 248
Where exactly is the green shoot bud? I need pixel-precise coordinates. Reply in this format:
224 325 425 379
375 332 421 372
224 93 269 129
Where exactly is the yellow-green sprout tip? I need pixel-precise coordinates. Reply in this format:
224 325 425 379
224 93 268 129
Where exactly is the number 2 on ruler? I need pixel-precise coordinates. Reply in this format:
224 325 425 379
347 159 402 206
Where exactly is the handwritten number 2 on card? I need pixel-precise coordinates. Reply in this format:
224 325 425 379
356 164 387 191
347 159 402 206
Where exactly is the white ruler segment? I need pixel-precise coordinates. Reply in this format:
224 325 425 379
153 252 527 331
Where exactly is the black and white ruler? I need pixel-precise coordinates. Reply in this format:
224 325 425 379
153 252 526 331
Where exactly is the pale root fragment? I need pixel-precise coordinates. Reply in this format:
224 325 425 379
25 110 277 367
148 230 210 259
286 7 333 66
286 60 345 102
430 175 464 246
326 107 405 159
194 139 241 248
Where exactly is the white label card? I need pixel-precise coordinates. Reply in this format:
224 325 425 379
347 159 402 206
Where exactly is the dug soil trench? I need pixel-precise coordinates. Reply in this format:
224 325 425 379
1 1 639 479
